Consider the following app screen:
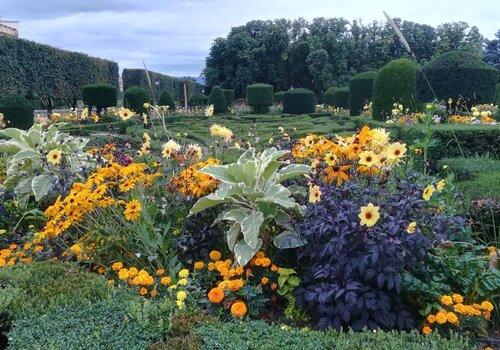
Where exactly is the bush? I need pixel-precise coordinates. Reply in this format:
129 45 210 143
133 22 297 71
324 87 349 109
82 83 117 113
124 86 149 114
7 299 158 350
273 91 285 103
246 83 273 113
437 157 500 181
222 89 235 106
373 58 417 120
496 83 500 105
283 88 316 114
195 320 473 350
189 93 208 107
208 86 227 114
158 90 176 111
417 51 499 105
349 71 377 116
0 94 33 130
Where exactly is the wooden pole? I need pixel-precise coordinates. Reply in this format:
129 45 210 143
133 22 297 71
183 80 188 111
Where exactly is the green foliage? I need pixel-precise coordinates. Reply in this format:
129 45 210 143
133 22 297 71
0 36 118 101
222 89 235 106
323 87 336 106
457 171 500 202
331 87 350 108
0 124 90 206
158 90 176 111
122 68 203 102
189 148 310 265
246 83 274 113
283 88 316 114
349 71 377 115
438 157 500 181
373 58 417 120
124 86 149 114
495 83 500 105
273 91 285 103
195 320 473 350
417 51 499 105
208 86 227 114
0 94 34 130
189 93 208 107
82 83 117 111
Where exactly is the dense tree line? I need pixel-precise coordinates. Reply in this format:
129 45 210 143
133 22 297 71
203 18 498 97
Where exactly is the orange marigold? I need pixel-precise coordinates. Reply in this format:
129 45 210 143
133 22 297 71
208 287 225 303
230 300 247 318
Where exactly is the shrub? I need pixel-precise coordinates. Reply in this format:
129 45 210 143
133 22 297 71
324 87 349 109
246 83 273 113
349 71 377 116
208 86 227 114
189 93 208 107
295 173 465 330
124 86 149 114
82 83 117 113
283 88 316 114
417 51 499 105
437 157 500 181
0 94 33 130
195 320 473 350
158 90 176 111
273 91 285 103
222 89 235 106
373 58 417 120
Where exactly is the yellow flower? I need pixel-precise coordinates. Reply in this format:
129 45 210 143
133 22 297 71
436 179 445 192
210 124 233 141
0 229 6 235
156 269 165 276
176 300 185 309
387 142 407 160
324 152 337 166
47 149 62 165
440 295 453 306
162 139 181 158
178 268 189 278
422 185 435 201
447 312 459 325
69 243 83 255
426 314 436 324
128 267 138 278
422 326 432 335
406 222 417 234
209 250 222 261
118 108 134 121
261 277 269 285
124 199 142 221
178 278 188 286
452 293 463 304
112 261 123 271
160 276 171 286
358 203 380 228
194 261 204 270
230 300 247 318
208 287 224 303
176 290 187 301
118 268 129 280
309 185 322 204
480 301 494 312
358 151 379 168
436 310 447 324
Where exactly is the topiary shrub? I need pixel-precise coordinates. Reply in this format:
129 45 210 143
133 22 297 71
332 87 350 109
246 83 273 114
417 51 498 106
496 83 500 105
208 86 227 114
323 87 336 106
0 94 34 130
283 88 316 114
124 86 149 114
349 71 377 116
82 83 117 114
373 58 417 121
189 93 208 107
158 91 176 111
222 89 235 107
273 91 285 104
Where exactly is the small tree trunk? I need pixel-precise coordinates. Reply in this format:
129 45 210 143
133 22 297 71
47 97 53 115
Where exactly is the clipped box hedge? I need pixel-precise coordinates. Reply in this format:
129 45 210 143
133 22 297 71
246 83 273 113
349 71 377 116
324 87 350 108
283 88 316 114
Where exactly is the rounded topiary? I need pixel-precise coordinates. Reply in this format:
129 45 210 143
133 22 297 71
82 83 117 114
124 86 149 114
246 83 273 114
273 91 285 104
349 71 377 116
222 89 235 106
158 91 176 111
373 58 417 121
417 51 498 106
189 93 208 107
208 86 227 114
0 94 34 130
324 87 350 108
283 88 316 114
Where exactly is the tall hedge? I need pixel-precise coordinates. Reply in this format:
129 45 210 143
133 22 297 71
373 59 417 121
273 91 285 103
283 88 316 114
189 93 208 107
158 91 176 111
222 89 235 106
124 86 149 114
246 83 274 113
495 83 500 105
417 51 498 105
122 69 203 103
82 83 117 113
324 87 349 108
0 94 34 130
349 71 377 116
0 36 118 104
208 86 227 114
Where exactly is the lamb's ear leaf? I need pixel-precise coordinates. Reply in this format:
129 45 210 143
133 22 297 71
234 239 262 266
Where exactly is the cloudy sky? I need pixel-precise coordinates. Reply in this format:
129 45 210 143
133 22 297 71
1 0 498 78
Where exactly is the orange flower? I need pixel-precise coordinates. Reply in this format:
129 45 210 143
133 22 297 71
323 165 351 186
261 277 269 285
160 276 171 286
422 326 432 335
139 287 148 296
209 250 222 261
208 287 224 303
230 300 247 318
194 261 205 270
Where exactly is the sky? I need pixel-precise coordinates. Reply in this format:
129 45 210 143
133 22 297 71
1 0 498 78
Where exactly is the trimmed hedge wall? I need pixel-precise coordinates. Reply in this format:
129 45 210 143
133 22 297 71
82 83 117 113
496 83 500 105
246 83 273 113
222 89 235 106
189 93 208 107
273 91 285 103
373 58 417 121
124 86 149 114
0 36 118 102
122 69 203 103
417 51 498 105
349 71 377 116
283 88 316 114
331 87 350 109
